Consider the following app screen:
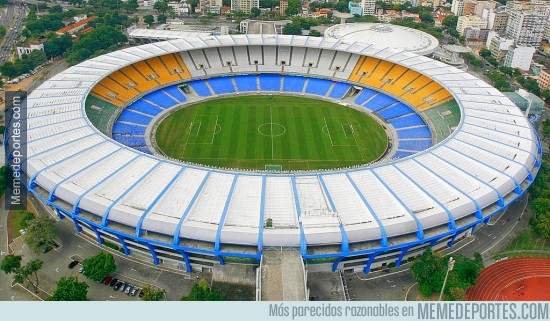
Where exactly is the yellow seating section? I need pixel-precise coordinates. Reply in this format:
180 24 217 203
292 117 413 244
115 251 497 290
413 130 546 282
119 66 158 93
349 56 453 110
91 53 193 106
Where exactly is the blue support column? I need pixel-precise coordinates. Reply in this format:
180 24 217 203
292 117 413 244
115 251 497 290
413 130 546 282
257 175 267 253
290 176 307 256
395 246 412 267
447 233 459 247
71 217 83 233
116 235 130 255
318 174 351 252
146 243 159 265
89 225 104 244
176 249 192 273
363 252 378 274
54 208 65 220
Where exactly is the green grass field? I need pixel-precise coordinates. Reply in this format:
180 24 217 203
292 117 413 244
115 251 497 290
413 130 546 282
156 95 388 170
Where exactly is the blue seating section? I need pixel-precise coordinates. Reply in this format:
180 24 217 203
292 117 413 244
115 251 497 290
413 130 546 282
388 114 425 128
354 89 377 105
283 75 307 92
329 82 351 99
392 151 416 159
127 100 163 116
134 147 153 155
111 76 438 157
305 78 333 96
398 140 432 151
208 77 235 94
163 86 187 103
364 94 397 111
378 103 414 120
117 110 153 125
112 123 146 135
113 135 147 147
234 75 258 91
259 74 281 91
143 90 178 109
396 126 431 139
189 80 212 96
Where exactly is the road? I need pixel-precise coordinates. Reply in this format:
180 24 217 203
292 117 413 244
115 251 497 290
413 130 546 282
0 0 28 65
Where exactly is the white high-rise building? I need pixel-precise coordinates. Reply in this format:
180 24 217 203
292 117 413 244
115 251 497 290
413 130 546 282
505 1 550 47
451 0 465 15
231 0 259 14
361 0 376 16
503 45 536 70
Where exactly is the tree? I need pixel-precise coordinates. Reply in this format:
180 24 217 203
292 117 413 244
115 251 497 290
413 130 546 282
154 1 170 13
449 287 467 301
1 254 22 274
48 276 89 301
251 7 261 17
83 252 116 282
14 259 43 294
283 22 302 35
24 215 58 254
479 48 492 58
285 0 301 16
143 15 155 26
48 5 63 14
309 29 322 37
442 15 458 29
411 248 446 297
44 33 73 59
334 0 350 12
123 0 139 13
448 29 460 39
420 13 434 23
181 278 226 301
157 14 168 24
141 286 166 301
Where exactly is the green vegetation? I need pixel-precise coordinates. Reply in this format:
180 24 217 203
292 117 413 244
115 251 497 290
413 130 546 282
411 248 483 301
24 216 58 254
530 156 550 240
390 19 443 40
0 51 46 79
83 252 116 282
181 278 226 301
48 276 89 301
141 286 166 301
495 229 550 259
0 165 10 198
1 255 44 294
156 95 388 170
10 211 35 239
484 70 513 92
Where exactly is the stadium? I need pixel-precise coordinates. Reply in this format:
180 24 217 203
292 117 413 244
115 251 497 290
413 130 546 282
12 34 542 274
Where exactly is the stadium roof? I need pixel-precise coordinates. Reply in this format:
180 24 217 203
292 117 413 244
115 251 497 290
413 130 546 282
324 23 440 56
20 34 539 253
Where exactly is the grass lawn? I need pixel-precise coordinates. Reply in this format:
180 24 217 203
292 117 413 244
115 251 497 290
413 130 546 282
156 95 388 170
11 210 34 239
494 229 550 259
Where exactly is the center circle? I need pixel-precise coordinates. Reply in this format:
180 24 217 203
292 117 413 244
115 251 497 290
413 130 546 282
258 123 286 137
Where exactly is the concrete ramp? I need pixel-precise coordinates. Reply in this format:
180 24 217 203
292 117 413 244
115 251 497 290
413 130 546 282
259 250 307 301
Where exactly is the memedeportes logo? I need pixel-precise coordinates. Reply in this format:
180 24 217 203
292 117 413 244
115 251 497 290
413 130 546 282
418 302 549 320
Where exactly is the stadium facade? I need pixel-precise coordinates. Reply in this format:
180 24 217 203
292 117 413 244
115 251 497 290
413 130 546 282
11 35 541 273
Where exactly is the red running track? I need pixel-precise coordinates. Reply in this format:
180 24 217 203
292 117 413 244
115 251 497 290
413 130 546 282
467 258 550 301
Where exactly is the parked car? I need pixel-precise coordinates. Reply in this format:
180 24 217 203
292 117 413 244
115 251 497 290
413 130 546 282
102 276 113 285
119 282 126 292
109 278 118 287
138 289 144 298
124 284 133 294
130 287 139 296
41 244 52 253
113 281 123 291
68 260 78 269
78 266 84 273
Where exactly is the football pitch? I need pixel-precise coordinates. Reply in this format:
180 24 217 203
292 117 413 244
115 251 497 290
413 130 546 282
155 95 388 170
